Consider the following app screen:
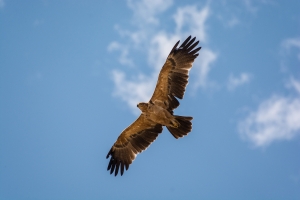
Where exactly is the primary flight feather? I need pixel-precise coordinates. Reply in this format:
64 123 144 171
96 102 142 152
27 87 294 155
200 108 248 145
106 35 201 176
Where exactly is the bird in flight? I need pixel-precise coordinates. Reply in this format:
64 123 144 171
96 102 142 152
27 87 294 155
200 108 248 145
106 36 201 176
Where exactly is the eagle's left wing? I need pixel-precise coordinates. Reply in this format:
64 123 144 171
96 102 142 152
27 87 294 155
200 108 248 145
106 114 163 176
149 36 201 113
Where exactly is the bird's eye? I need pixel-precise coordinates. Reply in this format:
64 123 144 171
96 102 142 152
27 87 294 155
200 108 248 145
137 104 138 107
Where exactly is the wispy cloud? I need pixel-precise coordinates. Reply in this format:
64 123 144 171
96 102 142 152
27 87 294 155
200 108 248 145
215 0 275 28
243 0 276 13
238 77 300 147
193 48 217 89
227 17 240 27
239 37 300 147
111 70 155 114
127 0 173 26
288 77 300 93
282 37 300 49
148 33 180 72
281 37 300 60
33 19 44 27
280 36 300 74
174 5 209 42
172 5 218 89
243 0 258 13
227 73 251 91
0 0 5 8
109 2 217 112
108 42 134 67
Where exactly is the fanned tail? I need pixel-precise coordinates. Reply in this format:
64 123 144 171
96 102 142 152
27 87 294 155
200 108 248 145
166 115 193 139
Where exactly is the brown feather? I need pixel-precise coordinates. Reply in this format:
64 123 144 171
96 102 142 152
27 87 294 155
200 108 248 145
179 35 192 48
149 36 201 112
166 116 193 139
106 36 200 176
106 115 163 176
184 37 196 49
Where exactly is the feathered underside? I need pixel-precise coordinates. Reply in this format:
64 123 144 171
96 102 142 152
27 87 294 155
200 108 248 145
106 36 201 176
106 115 163 176
150 35 201 113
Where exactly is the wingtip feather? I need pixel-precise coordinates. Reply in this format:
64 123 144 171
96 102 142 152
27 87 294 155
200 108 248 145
179 35 192 48
170 40 180 54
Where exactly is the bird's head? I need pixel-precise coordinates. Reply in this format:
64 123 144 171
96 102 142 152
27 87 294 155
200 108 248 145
137 102 148 112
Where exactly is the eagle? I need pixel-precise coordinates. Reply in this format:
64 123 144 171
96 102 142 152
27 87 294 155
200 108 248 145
106 36 201 176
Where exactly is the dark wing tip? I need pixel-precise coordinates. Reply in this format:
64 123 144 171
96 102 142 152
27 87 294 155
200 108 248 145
179 35 192 48
106 147 129 176
106 123 163 177
167 36 200 101
106 147 114 159
184 37 196 49
120 163 125 176
110 160 115 174
114 160 120 176
107 160 112 171
169 40 180 54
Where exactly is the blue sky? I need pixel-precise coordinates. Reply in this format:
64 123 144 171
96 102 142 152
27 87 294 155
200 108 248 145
0 0 300 199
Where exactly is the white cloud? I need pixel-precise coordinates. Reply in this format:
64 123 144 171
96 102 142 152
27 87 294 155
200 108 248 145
227 17 240 27
280 37 300 73
243 0 275 13
227 73 251 91
239 78 300 147
111 70 156 113
243 0 258 13
109 3 217 113
194 48 217 89
127 0 173 25
215 8 240 28
0 0 4 8
173 5 209 42
282 38 300 49
289 77 300 93
107 42 134 67
148 33 180 72
281 37 300 61
240 37 300 147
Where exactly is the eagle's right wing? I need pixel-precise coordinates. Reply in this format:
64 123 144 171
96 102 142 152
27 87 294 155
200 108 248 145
106 114 163 176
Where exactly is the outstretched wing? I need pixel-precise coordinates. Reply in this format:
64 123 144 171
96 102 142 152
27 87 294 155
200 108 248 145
106 114 163 176
149 36 201 112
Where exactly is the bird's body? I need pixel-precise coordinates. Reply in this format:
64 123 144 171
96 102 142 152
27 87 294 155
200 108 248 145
138 102 179 128
106 35 201 176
